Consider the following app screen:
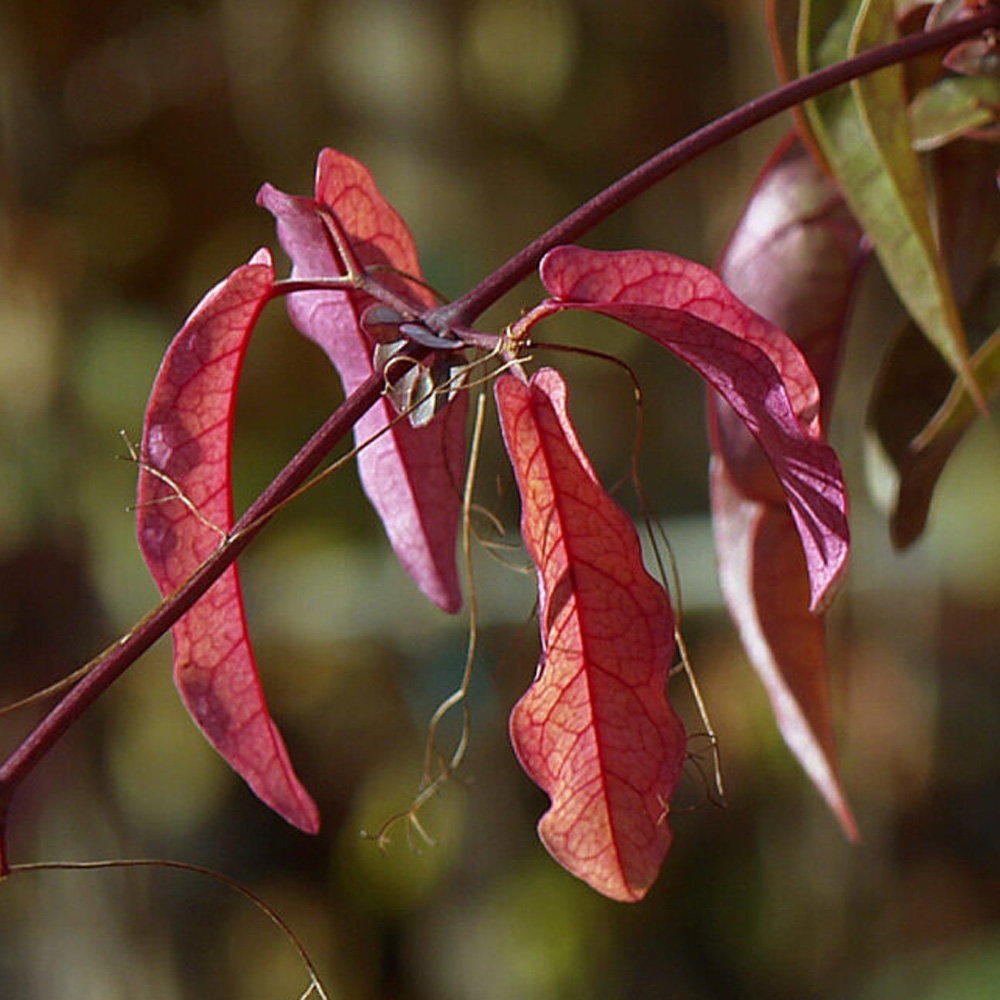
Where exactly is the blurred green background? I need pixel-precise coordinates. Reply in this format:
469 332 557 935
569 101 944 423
3 0 1000 997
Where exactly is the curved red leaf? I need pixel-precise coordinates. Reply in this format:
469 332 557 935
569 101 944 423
711 461 858 840
539 245 849 612
716 136 864 412
137 250 319 834
710 136 863 838
496 368 686 903
258 149 465 613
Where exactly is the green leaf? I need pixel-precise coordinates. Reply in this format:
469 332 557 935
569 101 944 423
799 0 975 387
910 76 1000 151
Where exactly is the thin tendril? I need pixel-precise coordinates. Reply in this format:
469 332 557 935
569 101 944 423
674 629 725 801
120 430 227 540
3 858 330 1000
0 662 99 718
423 392 487 780
363 392 487 849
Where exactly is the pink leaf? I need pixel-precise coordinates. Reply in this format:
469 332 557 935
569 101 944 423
711 135 863 839
258 150 465 613
136 250 319 834
539 244 849 612
496 367 686 902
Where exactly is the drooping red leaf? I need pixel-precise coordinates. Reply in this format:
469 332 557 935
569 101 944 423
710 461 856 838
258 149 466 613
539 244 849 612
496 367 686 903
137 250 319 834
710 133 862 503
709 134 865 840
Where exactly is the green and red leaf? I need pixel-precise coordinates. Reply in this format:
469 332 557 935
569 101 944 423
258 149 466 613
496 368 686 903
137 250 319 834
798 0 976 391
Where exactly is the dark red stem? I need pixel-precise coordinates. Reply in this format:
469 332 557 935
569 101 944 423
0 366 391 871
2 5 998 870
438 5 1000 328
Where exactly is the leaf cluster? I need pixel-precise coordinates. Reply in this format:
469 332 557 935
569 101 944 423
3 0 1000 909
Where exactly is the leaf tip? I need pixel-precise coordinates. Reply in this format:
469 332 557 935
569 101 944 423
289 798 322 836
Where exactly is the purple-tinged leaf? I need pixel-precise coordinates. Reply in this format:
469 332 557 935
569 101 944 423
539 245 849 612
137 250 319 834
258 149 466 613
711 135 864 838
715 136 864 402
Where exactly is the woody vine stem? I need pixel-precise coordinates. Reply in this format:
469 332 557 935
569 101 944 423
1 6 998 873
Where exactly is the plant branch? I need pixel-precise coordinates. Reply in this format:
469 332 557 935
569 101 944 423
2 5 998 867
0 364 399 872
438 5 1000 328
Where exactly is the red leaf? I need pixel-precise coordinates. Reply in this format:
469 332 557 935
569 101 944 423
137 250 319 834
710 136 863 840
711 462 857 840
715 136 863 408
496 368 686 902
258 150 465 613
539 245 849 612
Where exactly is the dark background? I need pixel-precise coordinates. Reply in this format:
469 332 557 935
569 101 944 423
2 1 1000 997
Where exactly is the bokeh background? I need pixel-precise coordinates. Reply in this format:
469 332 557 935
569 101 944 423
3 0 1000 997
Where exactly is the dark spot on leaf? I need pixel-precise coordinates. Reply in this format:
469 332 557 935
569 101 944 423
145 412 202 479
179 670 233 744
544 571 575 638
139 510 176 562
